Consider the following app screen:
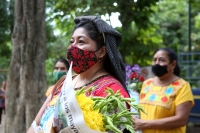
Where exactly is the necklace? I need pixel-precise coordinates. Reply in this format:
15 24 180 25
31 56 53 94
74 68 104 88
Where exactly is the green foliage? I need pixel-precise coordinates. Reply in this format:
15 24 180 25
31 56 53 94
45 58 56 86
191 1 200 51
45 0 199 67
45 0 73 85
151 0 188 51
0 0 13 81
47 0 161 66
0 0 12 59
1 0 200 87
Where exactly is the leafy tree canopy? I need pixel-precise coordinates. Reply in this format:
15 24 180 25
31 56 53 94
1 0 200 86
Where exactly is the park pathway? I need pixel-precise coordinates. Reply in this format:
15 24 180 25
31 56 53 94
0 113 200 133
0 114 5 133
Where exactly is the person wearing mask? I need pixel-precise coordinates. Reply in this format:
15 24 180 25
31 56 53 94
45 58 70 97
133 48 194 133
27 16 130 133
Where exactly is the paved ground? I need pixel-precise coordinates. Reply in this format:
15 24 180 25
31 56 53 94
0 113 199 133
0 114 5 133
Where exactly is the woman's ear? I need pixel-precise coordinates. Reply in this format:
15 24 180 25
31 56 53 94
171 60 177 70
98 46 107 58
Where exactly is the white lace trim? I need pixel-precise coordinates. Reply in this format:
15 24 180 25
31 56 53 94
31 121 44 133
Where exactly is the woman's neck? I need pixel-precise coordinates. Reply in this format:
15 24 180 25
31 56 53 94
153 74 179 86
73 64 107 88
80 67 104 81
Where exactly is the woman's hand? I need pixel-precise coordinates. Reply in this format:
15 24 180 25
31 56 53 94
132 115 146 130
132 101 193 130
26 94 53 133
26 127 35 133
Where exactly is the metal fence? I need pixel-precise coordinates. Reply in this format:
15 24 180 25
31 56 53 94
179 52 200 89
179 52 200 123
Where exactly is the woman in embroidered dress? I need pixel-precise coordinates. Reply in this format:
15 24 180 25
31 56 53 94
45 58 70 97
133 48 194 133
27 16 130 133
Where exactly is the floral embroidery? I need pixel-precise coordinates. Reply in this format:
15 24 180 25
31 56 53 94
143 86 150 93
49 96 58 106
149 94 156 101
141 93 146 99
165 87 173 95
67 45 98 74
161 96 169 103
146 80 152 85
140 78 185 109
172 81 180 86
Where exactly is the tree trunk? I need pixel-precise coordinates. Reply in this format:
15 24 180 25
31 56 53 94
5 0 46 133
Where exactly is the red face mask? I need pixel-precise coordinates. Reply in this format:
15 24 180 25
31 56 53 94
67 45 98 74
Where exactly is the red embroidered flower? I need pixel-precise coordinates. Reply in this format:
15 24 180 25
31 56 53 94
161 96 168 103
146 80 152 85
88 61 96 67
90 52 95 58
84 50 89 55
72 66 81 74
141 93 146 99
72 46 79 53
172 81 180 86
82 55 89 59
78 60 83 66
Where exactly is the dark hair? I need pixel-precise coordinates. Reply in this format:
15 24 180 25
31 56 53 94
74 19 105 49
153 48 180 76
55 58 70 70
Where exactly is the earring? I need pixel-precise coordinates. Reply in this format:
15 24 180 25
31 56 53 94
98 58 102 62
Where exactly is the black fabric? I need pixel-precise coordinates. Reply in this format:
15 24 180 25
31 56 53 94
123 128 131 133
74 16 127 91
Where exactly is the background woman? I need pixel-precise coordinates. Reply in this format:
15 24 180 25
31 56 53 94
133 48 194 133
45 58 69 97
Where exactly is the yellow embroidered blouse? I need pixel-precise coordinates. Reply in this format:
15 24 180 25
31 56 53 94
45 85 54 97
139 78 194 133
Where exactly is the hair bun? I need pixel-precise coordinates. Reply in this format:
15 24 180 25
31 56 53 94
74 16 99 24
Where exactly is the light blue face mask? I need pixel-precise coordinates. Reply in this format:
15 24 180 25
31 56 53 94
53 71 67 81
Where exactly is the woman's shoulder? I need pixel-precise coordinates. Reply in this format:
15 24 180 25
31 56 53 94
172 78 191 91
177 78 189 84
142 78 188 86
51 76 66 95
169 78 189 88
143 78 153 85
92 75 123 87
91 75 129 98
